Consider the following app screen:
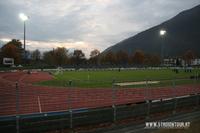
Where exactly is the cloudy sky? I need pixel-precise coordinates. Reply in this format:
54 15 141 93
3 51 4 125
0 0 199 57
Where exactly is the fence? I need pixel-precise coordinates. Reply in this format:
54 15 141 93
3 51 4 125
0 94 199 133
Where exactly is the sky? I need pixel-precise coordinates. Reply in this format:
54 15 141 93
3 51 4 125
0 0 200 57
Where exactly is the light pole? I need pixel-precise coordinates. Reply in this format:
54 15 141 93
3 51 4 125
159 29 166 65
19 13 29 59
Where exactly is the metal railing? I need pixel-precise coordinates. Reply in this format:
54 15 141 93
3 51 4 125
0 94 199 133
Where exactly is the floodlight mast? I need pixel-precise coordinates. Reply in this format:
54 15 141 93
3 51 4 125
19 13 29 59
159 29 166 65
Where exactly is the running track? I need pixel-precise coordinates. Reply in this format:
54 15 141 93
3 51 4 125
0 71 200 116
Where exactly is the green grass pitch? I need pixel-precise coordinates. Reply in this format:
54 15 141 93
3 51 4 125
36 69 200 88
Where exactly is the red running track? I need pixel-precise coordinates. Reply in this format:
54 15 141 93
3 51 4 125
0 71 200 116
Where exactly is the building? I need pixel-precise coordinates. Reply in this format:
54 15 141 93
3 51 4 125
163 58 176 66
163 58 200 67
191 59 200 66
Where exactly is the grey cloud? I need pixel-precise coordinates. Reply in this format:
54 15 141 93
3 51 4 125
0 0 200 53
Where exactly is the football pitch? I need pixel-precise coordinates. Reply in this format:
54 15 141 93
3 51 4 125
37 69 200 88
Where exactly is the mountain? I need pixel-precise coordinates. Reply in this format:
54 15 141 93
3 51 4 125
103 5 200 57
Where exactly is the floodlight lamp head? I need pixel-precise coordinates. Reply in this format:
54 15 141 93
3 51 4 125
19 13 28 21
160 30 166 36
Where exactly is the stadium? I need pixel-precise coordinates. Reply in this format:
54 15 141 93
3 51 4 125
1 1 200 133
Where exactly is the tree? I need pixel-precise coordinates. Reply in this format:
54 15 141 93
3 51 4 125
43 47 68 66
43 51 55 65
1 39 23 64
144 54 161 66
53 47 69 66
73 50 85 59
6 39 23 49
115 50 129 66
131 50 145 65
90 49 100 58
183 50 195 65
102 51 116 66
31 49 41 61
89 49 100 66
71 50 85 66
